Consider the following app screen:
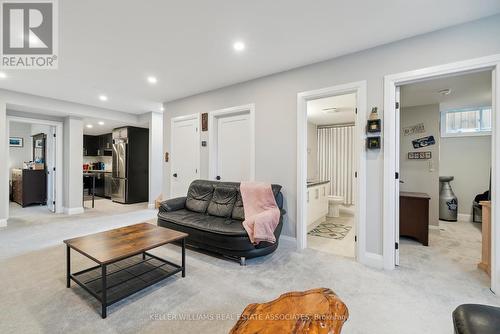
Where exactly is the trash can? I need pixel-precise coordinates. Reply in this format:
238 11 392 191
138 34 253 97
439 176 458 221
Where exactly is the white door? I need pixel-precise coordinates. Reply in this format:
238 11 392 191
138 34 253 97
46 126 56 213
170 116 199 198
395 86 401 265
216 113 251 182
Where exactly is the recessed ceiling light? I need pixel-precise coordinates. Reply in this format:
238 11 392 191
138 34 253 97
0 72 7 79
147 76 158 84
99 95 108 101
86 124 93 128
98 121 105 126
322 107 339 114
233 41 245 52
160 106 165 111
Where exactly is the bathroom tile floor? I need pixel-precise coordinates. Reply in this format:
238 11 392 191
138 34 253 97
307 212 356 258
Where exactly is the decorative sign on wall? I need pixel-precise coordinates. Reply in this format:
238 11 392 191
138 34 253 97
367 136 381 149
367 119 381 133
408 151 432 160
403 123 425 136
412 135 435 149
201 113 208 131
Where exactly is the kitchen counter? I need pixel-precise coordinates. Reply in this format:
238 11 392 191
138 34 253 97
307 180 330 188
83 170 112 174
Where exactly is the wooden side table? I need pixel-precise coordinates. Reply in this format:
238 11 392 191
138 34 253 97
478 201 491 276
230 288 348 334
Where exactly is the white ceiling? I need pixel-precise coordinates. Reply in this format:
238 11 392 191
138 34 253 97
0 1 499 114
401 71 492 109
82 117 143 136
307 94 356 125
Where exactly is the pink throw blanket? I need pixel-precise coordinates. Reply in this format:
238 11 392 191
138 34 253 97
240 181 280 244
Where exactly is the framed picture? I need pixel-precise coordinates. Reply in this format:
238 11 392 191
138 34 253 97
367 136 381 149
9 137 23 147
367 119 381 133
35 139 43 148
408 151 432 160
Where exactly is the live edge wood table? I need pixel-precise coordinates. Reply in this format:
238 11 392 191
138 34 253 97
64 223 188 318
230 288 349 334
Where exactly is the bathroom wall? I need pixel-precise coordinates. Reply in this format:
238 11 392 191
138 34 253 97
307 121 318 180
399 104 440 225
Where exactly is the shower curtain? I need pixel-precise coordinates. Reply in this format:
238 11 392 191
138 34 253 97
317 126 355 205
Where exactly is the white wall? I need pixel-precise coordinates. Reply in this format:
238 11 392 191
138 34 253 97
63 117 83 214
399 104 440 225
441 135 491 217
147 112 163 207
0 101 8 226
162 15 500 254
8 122 32 176
307 122 318 181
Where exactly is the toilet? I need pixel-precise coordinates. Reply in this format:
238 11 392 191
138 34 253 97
328 195 344 218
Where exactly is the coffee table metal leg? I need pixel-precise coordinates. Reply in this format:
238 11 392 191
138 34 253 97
66 245 70 288
182 238 186 277
101 264 107 318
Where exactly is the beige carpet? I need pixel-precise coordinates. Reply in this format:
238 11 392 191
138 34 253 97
0 204 498 334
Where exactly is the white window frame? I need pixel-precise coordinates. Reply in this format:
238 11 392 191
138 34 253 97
440 106 492 138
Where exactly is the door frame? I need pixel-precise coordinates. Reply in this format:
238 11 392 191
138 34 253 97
208 103 255 181
297 81 371 266
6 116 64 215
169 113 201 197
383 54 500 293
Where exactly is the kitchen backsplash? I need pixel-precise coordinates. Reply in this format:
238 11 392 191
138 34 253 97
83 156 112 171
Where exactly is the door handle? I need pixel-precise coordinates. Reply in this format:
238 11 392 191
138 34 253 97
173 173 178 178
216 176 221 180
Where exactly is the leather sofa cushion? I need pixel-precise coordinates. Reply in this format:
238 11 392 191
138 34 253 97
158 209 248 237
185 183 214 213
207 186 238 217
231 191 245 220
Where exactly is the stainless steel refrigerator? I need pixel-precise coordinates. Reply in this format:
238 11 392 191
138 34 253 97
111 126 149 204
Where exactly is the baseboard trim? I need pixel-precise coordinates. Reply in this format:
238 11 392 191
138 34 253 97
64 207 84 215
280 235 297 244
0 218 7 227
147 203 156 209
458 213 472 222
359 251 384 269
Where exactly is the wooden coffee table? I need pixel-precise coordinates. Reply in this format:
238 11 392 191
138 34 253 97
64 223 188 318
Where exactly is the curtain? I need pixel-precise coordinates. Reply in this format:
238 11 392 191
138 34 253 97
317 126 355 205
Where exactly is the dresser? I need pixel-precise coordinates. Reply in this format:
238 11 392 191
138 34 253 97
400 192 430 246
11 169 47 207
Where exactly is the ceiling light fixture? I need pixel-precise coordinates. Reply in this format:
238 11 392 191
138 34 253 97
0 72 7 79
322 107 338 114
147 76 158 84
99 95 108 101
160 106 165 111
233 41 245 52
86 124 93 128
438 88 452 96
98 121 105 126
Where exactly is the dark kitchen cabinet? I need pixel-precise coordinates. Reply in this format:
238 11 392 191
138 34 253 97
84 135 99 156
94 173 105 197
84 133 112 156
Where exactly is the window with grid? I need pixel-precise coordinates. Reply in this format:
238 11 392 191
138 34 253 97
440 107 492 137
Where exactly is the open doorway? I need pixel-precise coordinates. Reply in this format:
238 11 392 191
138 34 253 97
8 117 62 217
297 81 368 263
396 71 493 286
306 93 357 258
